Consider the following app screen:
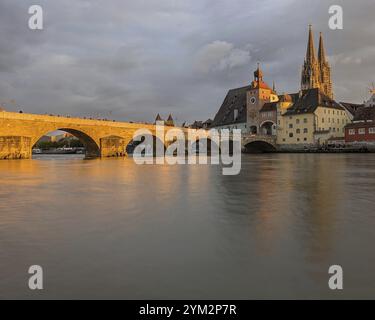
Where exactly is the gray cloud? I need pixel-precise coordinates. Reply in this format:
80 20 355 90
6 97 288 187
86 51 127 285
0 0 374 124
194 41 251 73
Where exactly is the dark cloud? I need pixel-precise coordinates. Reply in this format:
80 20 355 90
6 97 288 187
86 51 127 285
0 0 374 123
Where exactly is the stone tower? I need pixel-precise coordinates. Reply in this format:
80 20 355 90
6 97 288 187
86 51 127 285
246 64 278 134
318 32 333 99
301 25 321 91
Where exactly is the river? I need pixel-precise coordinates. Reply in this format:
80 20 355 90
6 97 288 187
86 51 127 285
1 153 375 299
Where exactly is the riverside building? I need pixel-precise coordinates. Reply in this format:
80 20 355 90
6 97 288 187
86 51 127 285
211 25 356 150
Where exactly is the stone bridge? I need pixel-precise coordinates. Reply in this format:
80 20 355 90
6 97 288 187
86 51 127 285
242 134 277 153
0 111 209 159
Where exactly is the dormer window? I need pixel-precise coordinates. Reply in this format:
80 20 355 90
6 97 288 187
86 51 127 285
233 109 238 121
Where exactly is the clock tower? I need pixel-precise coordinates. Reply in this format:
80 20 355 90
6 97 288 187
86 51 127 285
246 64 278 134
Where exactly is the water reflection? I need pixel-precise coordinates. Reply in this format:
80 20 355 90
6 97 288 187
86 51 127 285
1 154 375 298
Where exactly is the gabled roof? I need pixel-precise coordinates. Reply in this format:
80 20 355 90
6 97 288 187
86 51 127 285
339 102 364 116
284 88 343 116
211 85 250 127
352 106 375 122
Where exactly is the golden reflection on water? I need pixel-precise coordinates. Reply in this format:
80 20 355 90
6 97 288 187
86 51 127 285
1 154 375 298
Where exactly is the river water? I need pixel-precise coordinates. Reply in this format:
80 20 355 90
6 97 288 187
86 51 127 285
1 153 375 299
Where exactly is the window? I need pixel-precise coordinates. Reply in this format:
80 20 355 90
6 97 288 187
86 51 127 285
359 128 366 135
322 118 325 123
289 133 293 138
304 118 308 123
296 129 301 134
303 128 308 133
369 128 375 134
233 109 238 121
289 123 293 129
297 138 300 142
304 138 307 141
296 119 300 124
333 128 336 132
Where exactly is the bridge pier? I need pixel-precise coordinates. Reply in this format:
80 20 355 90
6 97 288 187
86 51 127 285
100 136 128 158
0 136 32 160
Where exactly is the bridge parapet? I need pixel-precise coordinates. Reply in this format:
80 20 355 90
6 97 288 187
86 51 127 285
242 134 277 145
0 111 204 159
242 134 277 153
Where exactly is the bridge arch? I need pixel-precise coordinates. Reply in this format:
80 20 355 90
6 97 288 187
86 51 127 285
243 140 277 153
259 120 276 136
126 133 166 156
33 128 100 158
190 137 222 155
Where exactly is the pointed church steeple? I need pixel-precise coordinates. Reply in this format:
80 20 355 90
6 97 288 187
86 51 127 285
317 32 333 99
301 25 321 92
306 25 316 63
318 32 326 64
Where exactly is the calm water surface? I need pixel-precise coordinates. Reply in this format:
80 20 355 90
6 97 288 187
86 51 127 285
1 154 375 299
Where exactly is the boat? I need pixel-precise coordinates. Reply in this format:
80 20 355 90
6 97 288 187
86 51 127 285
41 148 77 155
32 148 42 154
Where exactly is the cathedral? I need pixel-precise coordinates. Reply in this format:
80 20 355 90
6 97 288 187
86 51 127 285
301 25 333 99
211 25 355 148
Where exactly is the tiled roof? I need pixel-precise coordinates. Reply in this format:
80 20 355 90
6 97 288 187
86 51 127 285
345 121 375 129
211 85 250 127
352 106 375 122
284 88 343 116
340 102 364 116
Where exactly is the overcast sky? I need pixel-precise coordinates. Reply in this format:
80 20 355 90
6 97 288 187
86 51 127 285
0 0 374 124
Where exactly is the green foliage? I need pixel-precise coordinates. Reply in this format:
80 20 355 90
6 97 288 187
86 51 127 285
35 137 84 149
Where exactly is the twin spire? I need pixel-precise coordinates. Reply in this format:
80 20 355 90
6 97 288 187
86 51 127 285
305 25 327 65
318 31 327 64
301 25 333 99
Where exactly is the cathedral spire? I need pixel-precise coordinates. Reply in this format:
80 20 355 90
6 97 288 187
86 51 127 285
301 25 321 92
317 32 333 99
306 24 316 63
318 32 327 64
